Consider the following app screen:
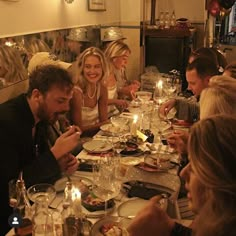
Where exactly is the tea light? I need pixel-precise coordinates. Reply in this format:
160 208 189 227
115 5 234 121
72 188 82 217
157 80 163 97
130 114 138 136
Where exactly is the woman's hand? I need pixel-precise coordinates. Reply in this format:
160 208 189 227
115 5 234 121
127 195 175 236
167 130 189 154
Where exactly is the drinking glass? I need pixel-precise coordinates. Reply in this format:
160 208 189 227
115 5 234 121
92 155 121 216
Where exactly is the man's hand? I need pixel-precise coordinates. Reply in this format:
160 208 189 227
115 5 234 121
58 153 79 175
159 99 176 117
51 126 80 159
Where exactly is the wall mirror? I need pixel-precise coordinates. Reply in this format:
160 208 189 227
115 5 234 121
0 25 101 89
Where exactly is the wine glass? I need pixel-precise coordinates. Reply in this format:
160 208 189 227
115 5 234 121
92 155 121 216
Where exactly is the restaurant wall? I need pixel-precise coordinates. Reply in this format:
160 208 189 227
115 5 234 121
0 0 121 37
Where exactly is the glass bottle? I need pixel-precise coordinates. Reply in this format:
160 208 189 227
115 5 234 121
62 181 82 236
170 11 176 28
164 12 170 29
32 195 54 236
14 174 33 236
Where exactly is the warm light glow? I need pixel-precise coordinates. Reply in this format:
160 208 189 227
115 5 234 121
157 80 163 89
133 114 138 124
72 188 81 201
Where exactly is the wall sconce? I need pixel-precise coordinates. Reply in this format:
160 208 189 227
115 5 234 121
65 0 74 3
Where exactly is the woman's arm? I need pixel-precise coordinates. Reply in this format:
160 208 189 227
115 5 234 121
70 88 83 128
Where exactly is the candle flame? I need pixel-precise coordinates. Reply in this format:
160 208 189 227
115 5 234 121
157 80 163 89
72 188 81 201
133 114 138 123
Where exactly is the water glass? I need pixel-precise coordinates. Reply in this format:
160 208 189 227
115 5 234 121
8 178 18 208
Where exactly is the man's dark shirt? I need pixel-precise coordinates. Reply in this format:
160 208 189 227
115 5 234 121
0 94 61 234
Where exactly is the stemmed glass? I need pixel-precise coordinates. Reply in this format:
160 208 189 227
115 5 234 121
92 155 121 216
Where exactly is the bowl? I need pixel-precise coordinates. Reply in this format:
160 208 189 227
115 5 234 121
27 183 56 203
110 116 129 127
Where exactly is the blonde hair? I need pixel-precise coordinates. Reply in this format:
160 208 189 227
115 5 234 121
75 47 109 91
0 45 28 84
189 115 236 236
104 40 131 71
200 75 236 119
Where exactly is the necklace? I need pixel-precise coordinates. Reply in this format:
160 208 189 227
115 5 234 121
87 85 97 99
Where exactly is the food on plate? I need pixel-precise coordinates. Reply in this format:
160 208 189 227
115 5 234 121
100 223 129 236
81 192 115 212
101 123 129 134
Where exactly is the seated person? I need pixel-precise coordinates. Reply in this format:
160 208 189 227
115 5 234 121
223 60 236 78
0 65 80 234
167 75 236 155
104 40 140 103
69 47 109 136
159 57 219 123
128 114 236 236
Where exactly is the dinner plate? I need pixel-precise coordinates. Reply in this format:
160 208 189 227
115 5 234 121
83 140 113 153
100 123 129 135
120 157 144 166
91 216 131 236
54 173 93 193
117 198 150 218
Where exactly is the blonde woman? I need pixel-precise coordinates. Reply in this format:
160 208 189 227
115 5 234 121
70 47 109 135
104 40 140 101
128 115 236 236
0 45 28 86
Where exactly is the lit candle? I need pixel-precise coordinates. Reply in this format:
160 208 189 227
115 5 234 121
157 80 163 97
130 115 138 136
72 188 82 217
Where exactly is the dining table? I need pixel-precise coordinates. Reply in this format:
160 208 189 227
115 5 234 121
7 107 188 235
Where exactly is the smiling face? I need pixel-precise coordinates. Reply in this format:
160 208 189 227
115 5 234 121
186 69 210 96
112 51 130 70
36 86 73 124
83 55 103 84
180 162 207 213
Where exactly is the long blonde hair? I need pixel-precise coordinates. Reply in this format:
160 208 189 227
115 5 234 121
0 45 28 84
189 115 236 236
200 75 236 119
75 47 109 91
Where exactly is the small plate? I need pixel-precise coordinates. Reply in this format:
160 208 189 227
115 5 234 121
100 123 129 135
83 140 113 153
91 216 131 236
54 173 93 193
144 156 175 170
120 157 143 166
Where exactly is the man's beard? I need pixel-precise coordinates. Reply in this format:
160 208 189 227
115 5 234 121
37 101 58 124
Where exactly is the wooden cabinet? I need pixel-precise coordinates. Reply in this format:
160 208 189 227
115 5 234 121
142 28 192 90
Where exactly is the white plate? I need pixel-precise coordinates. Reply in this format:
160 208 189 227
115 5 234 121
83 140 113 153
91 216 131 236
120 157 144 166
54 174 93 193
100 123 129 134
117 198 149 218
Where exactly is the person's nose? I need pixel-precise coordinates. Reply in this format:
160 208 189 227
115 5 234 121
180 163 190 180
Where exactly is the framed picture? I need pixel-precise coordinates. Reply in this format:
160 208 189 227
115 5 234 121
88 0 106 11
